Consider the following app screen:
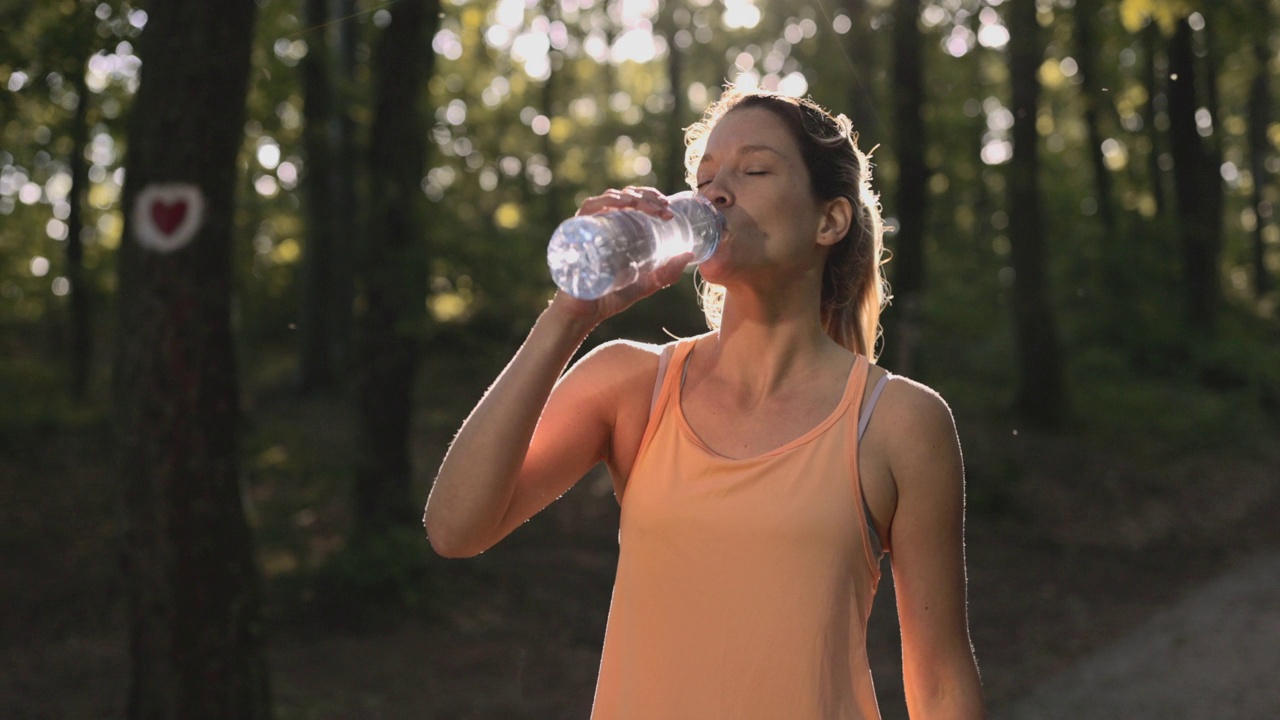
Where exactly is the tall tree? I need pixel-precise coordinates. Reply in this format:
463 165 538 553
540 0 565 225
331 0 362 371
1074 0 1118 235
354 0 442 533
113 0 269 718
884 0 928 373
657 0 688 192
841 0 880 147
64 0 96 400
1247 0 1275 297
296 0 339 391
1140 23 1171 219
1007 0 1067 427
1166 16 1222 332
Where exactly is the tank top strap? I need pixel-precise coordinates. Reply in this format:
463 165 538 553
636 336 699 464
843 353 872 421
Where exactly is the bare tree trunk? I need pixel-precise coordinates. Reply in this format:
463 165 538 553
540 0 564 227
841 0 880 147
331 0 360 372
1142 24 1171 220
66 40 92 401
884 0 927 374
1074 0 1117 235
1007 0 1066 428
1248 0 1274 297
966 9 993 258
113 0 269 717
354 0 441 533
1167 18 1221 332
658 0 687 192
297 0 338 391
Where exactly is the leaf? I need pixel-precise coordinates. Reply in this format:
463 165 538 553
1119 0 1154 33
1118 0 1197 36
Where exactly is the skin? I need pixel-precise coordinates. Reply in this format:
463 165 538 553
424 106 984 719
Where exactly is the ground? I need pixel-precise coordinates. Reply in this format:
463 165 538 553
2 369 1278 719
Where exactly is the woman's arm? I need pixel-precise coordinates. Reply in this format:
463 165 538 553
424 298 600 558
424 187 689 558
884 383 985 719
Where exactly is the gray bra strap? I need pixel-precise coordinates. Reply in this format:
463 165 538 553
857 372 893 442
857 371 893 559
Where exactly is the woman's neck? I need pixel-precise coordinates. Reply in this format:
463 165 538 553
698 286 845 397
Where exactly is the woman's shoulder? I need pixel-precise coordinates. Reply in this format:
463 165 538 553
867 366 958 440
570 334 702 388
580 332 709 367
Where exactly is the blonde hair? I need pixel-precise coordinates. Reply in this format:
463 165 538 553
683 86 889 360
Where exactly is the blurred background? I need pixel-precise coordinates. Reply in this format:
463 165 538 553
1 0 1278 718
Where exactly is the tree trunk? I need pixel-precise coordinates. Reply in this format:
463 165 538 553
841 0 879 148
1074 0 1117 235
354 0 441 533
1167 18 1221 332
1142 23 1170 219
296 0 338 391
113 1 268 718
966 9 993 259
658 0 687 192
66 42 92 401
331 0 361 373
540 0 564 226
884 0 927 374
1248 0 1274 297
1007 0 1066 428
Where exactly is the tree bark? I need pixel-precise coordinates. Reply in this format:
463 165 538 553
1167 18 1221 332
884 0 927 374
658 0 687 192
354 0 441 533
66 40 92 401
331 0 361 372
1142 23 1170 219
1074 0 1117 235
540 0 564 225
296 0 338 391
113 1 268 718
1248 0 1274 297
841 0 880 148
1007 0 1066 428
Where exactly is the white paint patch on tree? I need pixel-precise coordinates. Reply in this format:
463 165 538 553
132 183 205 253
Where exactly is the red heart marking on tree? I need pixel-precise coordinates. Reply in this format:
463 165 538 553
151 201 188 236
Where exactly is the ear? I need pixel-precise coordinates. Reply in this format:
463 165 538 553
816 196 854 247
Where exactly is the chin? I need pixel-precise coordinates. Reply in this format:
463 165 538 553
695 254 731 285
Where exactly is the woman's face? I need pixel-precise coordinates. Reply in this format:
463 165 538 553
693 106 828 287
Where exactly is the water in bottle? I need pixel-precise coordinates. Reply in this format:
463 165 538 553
547 190 724 300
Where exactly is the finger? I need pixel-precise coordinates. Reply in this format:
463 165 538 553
577 188 671 218
624 187 673 218
631 253 695 299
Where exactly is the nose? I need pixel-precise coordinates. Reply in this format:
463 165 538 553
700 176 732 208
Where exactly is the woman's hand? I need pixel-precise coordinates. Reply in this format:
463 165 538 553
548 186 696 330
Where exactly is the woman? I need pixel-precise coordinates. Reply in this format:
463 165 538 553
424 86 984 719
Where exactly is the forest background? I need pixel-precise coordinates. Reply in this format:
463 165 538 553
2 0 1279 718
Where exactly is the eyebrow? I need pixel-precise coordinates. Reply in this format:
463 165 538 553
699 144 785 165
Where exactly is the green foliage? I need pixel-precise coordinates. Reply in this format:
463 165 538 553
0 351 105 450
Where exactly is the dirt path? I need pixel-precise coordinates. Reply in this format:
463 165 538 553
993 549 1280 720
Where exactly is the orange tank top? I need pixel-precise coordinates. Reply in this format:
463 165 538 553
591 336 884 720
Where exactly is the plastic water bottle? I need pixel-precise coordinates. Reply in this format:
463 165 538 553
547 190 724 300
